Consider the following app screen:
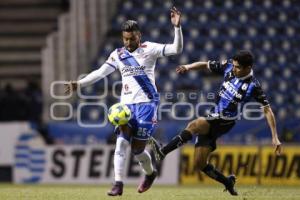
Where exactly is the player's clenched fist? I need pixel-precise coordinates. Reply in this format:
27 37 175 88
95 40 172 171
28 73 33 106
176 65 189 74
170 6 181 27
64 81 78 95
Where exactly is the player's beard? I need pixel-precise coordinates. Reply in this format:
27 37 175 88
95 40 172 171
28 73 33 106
127 44 139 52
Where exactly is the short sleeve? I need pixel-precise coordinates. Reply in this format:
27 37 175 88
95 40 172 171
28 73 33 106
105 50 119 70
252 81 270 107
146 41 166 58
208 60 230 75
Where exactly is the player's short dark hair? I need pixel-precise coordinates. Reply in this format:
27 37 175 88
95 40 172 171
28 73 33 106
233 50 254 68
122 20 140 32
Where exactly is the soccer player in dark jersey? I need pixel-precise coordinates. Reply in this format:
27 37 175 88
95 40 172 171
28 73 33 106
150 50 282 196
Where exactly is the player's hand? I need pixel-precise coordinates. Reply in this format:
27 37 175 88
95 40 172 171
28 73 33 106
170 7 181 27
176 65 189 74
272 137 282 155
275 145 282 155
64 81 78 95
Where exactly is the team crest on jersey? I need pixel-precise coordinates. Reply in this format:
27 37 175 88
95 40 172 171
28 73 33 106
242 83 248 91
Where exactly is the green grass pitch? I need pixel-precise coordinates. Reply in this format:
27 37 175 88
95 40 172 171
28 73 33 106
0 184 300 200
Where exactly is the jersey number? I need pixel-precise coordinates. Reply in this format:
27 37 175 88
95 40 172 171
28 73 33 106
137 127 149 137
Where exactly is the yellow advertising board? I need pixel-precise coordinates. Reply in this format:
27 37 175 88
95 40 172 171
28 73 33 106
180 145 300 185
261 146 300 185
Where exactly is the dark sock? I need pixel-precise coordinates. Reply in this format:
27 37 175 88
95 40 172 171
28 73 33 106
115 181 123 186
202 163 229 185
161 130 193 155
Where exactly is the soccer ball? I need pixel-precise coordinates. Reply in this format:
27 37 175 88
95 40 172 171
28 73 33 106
108 103 131 126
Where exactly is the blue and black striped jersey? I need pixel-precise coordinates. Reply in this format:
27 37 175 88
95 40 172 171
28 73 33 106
208 60 269 119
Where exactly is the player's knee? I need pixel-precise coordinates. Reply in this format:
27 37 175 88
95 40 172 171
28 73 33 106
187 118 210 135
186 120 200 134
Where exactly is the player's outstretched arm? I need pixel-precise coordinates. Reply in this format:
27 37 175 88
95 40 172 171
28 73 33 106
163 7 183 56
176 61 209 74
263 105 282 155
64 63 116 94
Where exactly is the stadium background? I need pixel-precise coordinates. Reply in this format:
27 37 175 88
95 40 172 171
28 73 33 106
0 0 299 189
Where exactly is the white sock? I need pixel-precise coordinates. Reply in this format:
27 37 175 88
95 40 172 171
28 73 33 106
114 137 129 182
135 150 154 175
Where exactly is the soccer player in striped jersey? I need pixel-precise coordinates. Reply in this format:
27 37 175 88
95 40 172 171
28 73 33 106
65 7 183 196
150 50 282 196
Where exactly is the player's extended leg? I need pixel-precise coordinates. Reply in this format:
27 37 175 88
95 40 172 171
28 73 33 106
107 125 131 196
194 146 238 196
131 139 157 193
150 117 210 161
125 101 158 193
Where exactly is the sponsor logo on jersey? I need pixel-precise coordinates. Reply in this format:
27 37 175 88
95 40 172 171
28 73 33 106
124 84 129 91
222 81 242 99
117 47 129 59
121 65 146 76
219 90 233 101
123 84 132 95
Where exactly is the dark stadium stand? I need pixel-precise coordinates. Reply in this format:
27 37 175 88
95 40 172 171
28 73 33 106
0 0 68 80
49 0 300 144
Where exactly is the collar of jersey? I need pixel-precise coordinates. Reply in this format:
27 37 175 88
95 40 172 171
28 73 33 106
237 70 253 80
125 45 141 54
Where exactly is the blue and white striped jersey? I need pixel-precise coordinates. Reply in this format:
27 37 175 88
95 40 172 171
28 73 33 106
208 60 269 119
106 41 166 104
